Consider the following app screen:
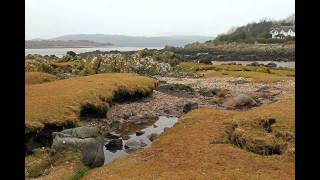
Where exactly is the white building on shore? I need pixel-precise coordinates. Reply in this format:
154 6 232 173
270 26 295 39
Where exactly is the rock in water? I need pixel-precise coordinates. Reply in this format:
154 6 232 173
183 102 198 113
124 139 146 152
266 62 277 68
51 127 105 168
147 133 159 141
136 130 145 136
105 139 123 152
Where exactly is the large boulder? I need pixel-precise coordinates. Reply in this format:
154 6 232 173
222 94 257 109
51 127 105 168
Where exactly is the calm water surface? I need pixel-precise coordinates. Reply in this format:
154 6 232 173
103 116 178 164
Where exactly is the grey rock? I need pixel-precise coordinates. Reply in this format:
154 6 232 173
51 127 104 168
54 127 100 139
124 139 146 152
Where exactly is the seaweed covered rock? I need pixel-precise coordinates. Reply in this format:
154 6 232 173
51 127 105 167
199 88 229 97
156 83 195 98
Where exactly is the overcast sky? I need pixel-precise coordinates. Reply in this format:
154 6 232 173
25 0 295 40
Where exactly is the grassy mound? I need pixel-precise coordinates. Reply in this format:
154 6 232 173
25 72 57 84
25 73 158 134
225 98 295 155
83 98 294 179
177 62 295 83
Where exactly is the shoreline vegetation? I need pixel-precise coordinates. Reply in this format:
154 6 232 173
25 40 295 179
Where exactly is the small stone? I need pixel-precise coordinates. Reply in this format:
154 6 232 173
183 102 198 113
147 133 159 141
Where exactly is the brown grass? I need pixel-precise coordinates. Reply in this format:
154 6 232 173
83 98 294 180
25 72 57 84
25 73 158 133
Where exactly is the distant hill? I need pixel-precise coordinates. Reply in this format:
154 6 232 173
50 34 213 47
25 40 114 49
